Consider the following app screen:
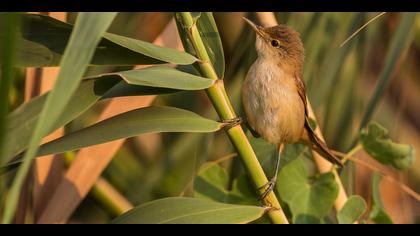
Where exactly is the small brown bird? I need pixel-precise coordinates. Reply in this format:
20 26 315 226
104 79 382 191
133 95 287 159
242 18 343 199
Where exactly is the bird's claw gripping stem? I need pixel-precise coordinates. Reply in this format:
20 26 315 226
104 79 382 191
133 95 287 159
221 117 243 130
258 177 276 202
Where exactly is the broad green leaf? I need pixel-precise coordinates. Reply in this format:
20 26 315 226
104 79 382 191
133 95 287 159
369 174 393 224
111 197 265 224
360 122 415 170
228 175 259 205
337 195 367 224
277 157 339 223
12 106 222 161
2 66 212 165
194 162 229 202
2 12 117 224
247 133 278 173
175 12 225 79
194 162 258 205
9 13 197 67
247 132 307 175
358 13 416 131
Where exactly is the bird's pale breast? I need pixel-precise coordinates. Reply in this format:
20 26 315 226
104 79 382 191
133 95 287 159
242 59 305 144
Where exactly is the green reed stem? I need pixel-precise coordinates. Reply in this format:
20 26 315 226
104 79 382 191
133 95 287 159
179 12 289 224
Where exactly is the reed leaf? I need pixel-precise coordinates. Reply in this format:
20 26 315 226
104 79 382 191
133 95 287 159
1 12 117 224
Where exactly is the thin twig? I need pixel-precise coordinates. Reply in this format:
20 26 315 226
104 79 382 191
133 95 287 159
340 12 386 48
348 156 420 202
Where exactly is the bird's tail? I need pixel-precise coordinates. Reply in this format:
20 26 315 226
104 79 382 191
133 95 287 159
304 119 343 168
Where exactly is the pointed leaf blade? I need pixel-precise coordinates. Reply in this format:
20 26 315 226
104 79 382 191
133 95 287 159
111 197 265 224
10 13 197 67
28 106 222 159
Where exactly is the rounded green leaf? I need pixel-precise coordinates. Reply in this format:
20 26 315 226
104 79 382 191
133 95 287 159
194 162 230 202
111 197 265 224
277 157 339 223
360 122 415 170
193 162 258 205
337 195 367 224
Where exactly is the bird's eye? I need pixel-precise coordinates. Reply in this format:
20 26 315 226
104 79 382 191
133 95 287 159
271 39 280 47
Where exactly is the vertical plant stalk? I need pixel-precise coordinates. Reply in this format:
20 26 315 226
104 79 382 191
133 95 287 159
0 13 20 167
30 12 67 221
179 12 289 224
255 12 349 212
0 12 20 220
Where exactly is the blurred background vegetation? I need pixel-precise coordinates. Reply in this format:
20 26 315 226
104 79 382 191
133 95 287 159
2 12 419 223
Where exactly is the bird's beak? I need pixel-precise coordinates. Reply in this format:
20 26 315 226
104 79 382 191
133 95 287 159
242 17 265 38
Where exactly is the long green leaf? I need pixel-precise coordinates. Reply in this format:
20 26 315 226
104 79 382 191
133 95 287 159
1 66 213 165
93 65 214 90
1 12 117 224
11 106 222 162
8 13 197 67
111 197 265 224
358 13 416 131
103 33 197 65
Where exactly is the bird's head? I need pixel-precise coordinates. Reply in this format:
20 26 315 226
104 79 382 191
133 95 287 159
243 17 304 67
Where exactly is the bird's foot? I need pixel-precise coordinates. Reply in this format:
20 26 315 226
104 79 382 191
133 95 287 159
221 117 243 130
258 177 277 201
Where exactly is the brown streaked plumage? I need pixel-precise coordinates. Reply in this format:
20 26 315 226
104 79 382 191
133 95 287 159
242 18 343 176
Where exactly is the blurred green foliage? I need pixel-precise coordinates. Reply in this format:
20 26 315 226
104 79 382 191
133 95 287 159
1 12 419 223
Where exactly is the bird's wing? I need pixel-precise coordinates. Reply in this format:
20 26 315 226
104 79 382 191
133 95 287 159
294 72 308 116
295 72 343 167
